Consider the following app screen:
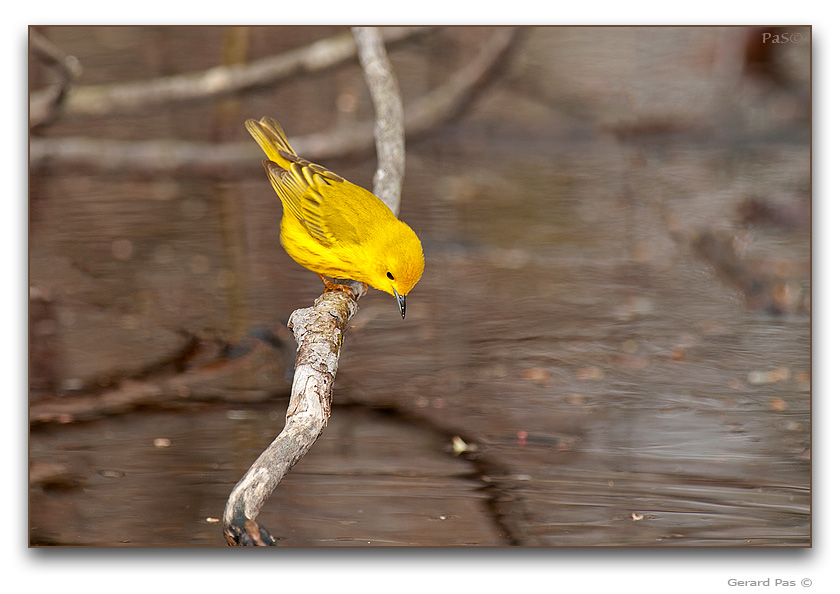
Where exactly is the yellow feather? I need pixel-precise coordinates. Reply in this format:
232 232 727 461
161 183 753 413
246 117 424 317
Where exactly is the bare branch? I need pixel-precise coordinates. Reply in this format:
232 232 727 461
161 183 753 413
223 26 418 547
352 26 405 215
29 28 84 128
404 27 520 133
29 27 429 121
29 28 520 176
28 135 251 176
223 285 363 546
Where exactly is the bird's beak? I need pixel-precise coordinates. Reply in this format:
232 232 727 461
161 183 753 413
393 288 406 319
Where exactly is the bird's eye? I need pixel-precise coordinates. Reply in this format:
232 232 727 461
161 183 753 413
386 271 394 280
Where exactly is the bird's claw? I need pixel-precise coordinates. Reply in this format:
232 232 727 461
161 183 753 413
318 274 363 299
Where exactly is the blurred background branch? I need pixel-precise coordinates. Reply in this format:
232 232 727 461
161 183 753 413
29 29 84 128
28 28 519 175
29 26 429 126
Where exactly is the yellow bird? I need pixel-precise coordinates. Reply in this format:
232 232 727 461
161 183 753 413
246 117 424 318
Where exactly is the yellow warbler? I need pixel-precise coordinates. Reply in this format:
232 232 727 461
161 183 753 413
246 117 424 318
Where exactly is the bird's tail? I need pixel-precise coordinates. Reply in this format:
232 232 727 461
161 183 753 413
245 117 298 169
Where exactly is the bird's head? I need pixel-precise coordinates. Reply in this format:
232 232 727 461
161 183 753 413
369 222 424 318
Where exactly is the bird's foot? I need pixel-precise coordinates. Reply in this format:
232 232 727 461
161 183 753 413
318 274 364 299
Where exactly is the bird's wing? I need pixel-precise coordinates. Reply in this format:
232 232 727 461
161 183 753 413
263 160 357 247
